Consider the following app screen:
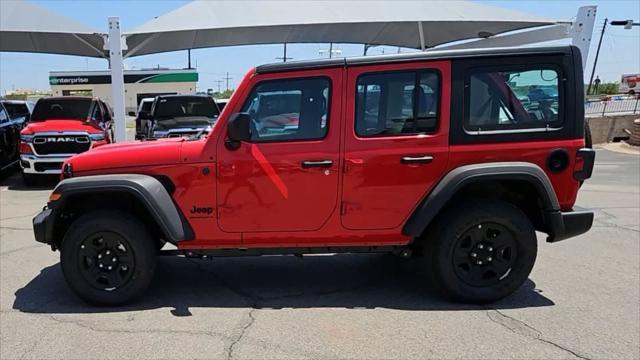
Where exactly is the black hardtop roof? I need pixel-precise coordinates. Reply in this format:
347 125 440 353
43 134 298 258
256 45 577 74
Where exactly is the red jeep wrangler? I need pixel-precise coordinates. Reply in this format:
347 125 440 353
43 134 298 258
20 97 113 185
33 46 594 305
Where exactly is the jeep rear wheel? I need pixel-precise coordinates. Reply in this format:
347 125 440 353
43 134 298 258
60 211 156 306
424 200 537 303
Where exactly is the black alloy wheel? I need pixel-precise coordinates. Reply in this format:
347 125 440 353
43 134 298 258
78 232 135 291
452 222 517 287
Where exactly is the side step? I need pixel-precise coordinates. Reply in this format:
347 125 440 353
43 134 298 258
159 245 404 258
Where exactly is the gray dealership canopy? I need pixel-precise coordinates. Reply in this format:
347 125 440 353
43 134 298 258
0 0 106 58
124 0 561 57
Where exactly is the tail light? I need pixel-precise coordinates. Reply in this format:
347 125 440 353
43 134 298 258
574 148 596 181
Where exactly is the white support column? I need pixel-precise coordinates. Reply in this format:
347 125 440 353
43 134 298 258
571 6 598 69
418 21 426 51
107 17 127 142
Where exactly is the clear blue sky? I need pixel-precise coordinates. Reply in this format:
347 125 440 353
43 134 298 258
1 0 638 95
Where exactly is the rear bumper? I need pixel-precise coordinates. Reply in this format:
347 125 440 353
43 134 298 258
546 210 594 243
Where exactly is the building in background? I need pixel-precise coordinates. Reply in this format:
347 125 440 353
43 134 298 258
49 69 198 112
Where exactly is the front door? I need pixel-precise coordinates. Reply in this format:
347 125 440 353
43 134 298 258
217 69 342 233
341 61 451 230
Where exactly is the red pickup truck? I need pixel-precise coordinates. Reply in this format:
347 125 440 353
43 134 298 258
19 97 113 184
33 46 594 306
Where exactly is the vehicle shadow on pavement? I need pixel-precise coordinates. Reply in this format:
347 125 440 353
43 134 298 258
13 253 554 314
0 172 58 191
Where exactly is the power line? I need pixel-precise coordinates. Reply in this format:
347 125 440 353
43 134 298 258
222 72 232 91
214 79 223 93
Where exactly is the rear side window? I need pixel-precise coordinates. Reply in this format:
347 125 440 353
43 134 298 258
355 71 440 137
241 77 330 142
466 67 562 132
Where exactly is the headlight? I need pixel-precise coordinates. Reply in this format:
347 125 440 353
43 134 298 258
20 134 33 143
89 133 105 141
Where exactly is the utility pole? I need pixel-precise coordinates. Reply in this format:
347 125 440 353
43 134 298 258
214 79 223 93
187 49 192 69
222 72 232 91
329 43 333 58
587 18 607 96
276 43 293 62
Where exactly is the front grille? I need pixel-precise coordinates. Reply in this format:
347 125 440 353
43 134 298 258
32 135 91 155
34 162 63 172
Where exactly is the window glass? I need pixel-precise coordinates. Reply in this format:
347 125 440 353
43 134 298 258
30 98 92 122
91 103 103 122
155 96 219 120
241 78 330 141
102 103 112 121
466 68 561 131
0 106 8 123
356 71 439 137
3 103 29 120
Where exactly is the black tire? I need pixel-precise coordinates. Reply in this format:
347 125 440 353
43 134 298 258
60 210 156 306
21 172 38 186
423 200 537 303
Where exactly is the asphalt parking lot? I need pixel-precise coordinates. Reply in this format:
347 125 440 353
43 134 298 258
1 147 638 359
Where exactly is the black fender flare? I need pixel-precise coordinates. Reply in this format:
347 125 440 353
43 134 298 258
402 162 560 237
50 174 193 243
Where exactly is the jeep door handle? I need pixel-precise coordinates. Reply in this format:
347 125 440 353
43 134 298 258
301 160 333 168
400 155 433 164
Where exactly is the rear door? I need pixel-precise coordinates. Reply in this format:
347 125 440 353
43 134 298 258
217 68 343 233
341 61 451 230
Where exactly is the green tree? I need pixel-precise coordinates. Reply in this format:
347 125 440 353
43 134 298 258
213 89 234 99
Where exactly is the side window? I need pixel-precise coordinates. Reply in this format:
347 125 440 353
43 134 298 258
91 102 103 122
356 71 439 137
466 68 561 131
102 103 112 121
0 106 8 123
241 78 330 142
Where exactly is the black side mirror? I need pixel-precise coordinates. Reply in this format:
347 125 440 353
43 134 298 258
225 112 251 150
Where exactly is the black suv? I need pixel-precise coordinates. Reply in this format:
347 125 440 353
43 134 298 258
142 95 220 139
0 101 30 171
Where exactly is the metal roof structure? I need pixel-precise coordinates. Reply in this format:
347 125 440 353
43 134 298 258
0 0 106 58
124 0 560 57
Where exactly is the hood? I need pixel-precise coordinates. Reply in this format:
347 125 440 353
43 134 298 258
21 119 102 134
66 138 184 173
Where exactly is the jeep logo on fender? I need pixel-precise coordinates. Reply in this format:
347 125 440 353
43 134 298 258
190 206 214 216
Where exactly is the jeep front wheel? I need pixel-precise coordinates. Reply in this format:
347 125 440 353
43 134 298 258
60 211 156 306
424 200 537 303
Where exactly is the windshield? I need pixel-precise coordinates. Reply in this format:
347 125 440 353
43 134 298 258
30 98 92 122
2 103 30 120
154 96 219 120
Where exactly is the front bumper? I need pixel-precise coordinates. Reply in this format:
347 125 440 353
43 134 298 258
33 207 55 247
20 154 69 174
546 210 594 243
